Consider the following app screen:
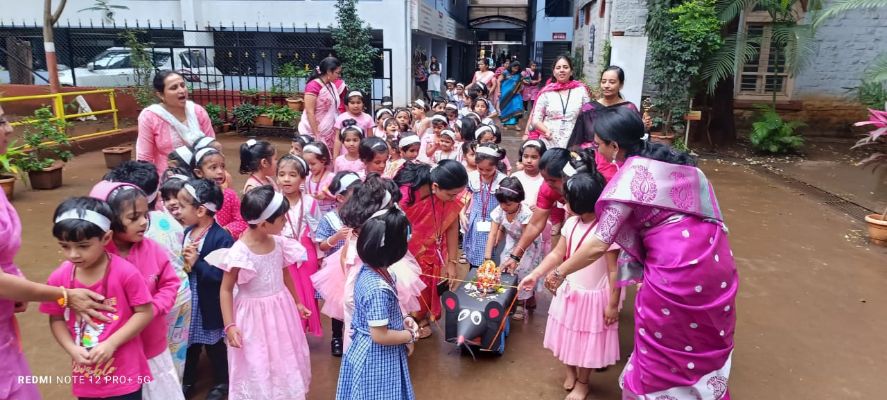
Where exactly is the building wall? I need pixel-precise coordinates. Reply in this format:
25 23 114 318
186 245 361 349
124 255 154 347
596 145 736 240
1 0 414 104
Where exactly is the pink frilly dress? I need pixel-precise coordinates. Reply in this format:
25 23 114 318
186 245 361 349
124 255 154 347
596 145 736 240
543 216 622 369
206 235 311 400
311 237 426 352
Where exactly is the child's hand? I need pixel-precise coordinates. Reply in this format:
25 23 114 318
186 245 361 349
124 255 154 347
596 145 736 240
70 346 92 365
333 228 352 242
14 302 27 313
296 303 312 319
227 326 243 348
88 341 118 366
403 316 419 337
182 244 198 272
604 304 619 326
459 213 468 230
406 342 415 357
517 273 538 294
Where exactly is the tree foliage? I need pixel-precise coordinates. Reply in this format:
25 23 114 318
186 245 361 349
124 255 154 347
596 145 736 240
332 0 377 94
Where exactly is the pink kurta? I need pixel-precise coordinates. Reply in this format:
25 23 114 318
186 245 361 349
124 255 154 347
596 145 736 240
136 103 215 175
0 191 40 400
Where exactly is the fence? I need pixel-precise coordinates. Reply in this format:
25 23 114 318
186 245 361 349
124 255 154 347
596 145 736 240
0 21 393 116
0 88 121 146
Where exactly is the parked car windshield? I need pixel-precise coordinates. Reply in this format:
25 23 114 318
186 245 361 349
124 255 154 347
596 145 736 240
90 51 131 69
179 50 212 68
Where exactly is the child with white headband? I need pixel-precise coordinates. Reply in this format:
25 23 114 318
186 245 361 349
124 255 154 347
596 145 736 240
208 186 312 400
433 129 461 164
42 197 154 400
302 141 336 213
334 121 366 175
333 91 374 158
176 178 235 399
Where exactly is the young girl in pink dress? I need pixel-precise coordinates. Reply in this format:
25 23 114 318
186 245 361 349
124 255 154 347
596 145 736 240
303 142 337 213
210 187 313 400
334 124 366 174
192 147 249 239
88 181 184 400
334 91 374 158
276 154 324 337
521 159 621 400
360 137 390 177
240 139 278 193
42 197 154 400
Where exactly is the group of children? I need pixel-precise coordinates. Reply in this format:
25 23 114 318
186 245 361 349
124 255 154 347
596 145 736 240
38 79 626 400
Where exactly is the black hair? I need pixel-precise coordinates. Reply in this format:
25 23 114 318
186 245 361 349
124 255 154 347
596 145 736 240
357 205 410 268
339 119 365 141
494 176 525 204
277 154 308 178
182 178 224 217
103 184 148 232
53 197 114 242
518 139 548 160
430 112 449 126
303 141 331 165
104 161 159 208
393 159 467 205
168 146 195 171
240 185 290 228
382 117 399 131
475 143 506 166
359 137 390 163
553 55 575 81
239 139 276 174
292 134 314 146
509 60 521 71
193 136 218 151
328 171 361 197
160 167 192 201
602 65 626 85
594 107 696 166
152 70 183 93
340 174 400 228
459 116 479 142
381 96 393 108
539 148 572 178
194 148 223 170
475 124 500 144
564 149 607 214
394 108 413 131
461 140 477 156
308 56 341 81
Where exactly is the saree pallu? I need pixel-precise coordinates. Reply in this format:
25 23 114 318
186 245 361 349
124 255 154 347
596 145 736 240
298 79 345 151
593 157 737 400
399 188 464 320
499 72 524 125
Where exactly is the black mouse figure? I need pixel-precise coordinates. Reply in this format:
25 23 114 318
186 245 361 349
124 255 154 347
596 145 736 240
440 267 517 356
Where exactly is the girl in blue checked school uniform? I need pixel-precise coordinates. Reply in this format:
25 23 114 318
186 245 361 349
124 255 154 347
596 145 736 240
461 143 507 269
335 203 418 400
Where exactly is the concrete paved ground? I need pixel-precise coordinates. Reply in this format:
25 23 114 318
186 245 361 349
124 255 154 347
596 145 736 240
9 133 887 399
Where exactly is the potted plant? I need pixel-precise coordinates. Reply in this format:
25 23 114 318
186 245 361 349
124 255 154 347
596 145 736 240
254 105 274 127
240 88 259 105
102 146 132 169
277 62 309 111
14 107 73 190
264 105 301 128
0 145 25 199
232 103 262 130
853 107 887 245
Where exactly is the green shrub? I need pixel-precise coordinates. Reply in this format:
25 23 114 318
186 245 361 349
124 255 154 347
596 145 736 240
14 107 73 172
750 105 804 154
232 103 261 129
204 103 224 126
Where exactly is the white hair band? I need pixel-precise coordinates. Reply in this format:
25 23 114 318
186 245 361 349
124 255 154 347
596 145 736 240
431 115 448 124
380 190 392 209
445 103 458 110
375 108 393 119
168 174 190 182
174 146 194 165
562 163 577 177
146 189 159 204
303 144 323 156
371 141 388 150
344 125 364 136
413 99 426 109
246 139 257 147
183 183 218 212
55 209 111 232
441 130 457 140
193 136 215 150
399 136 420 148
476 146 499 157
247 191 285 224
475 125 493 137
347 90 363 99
195 148 219 164
335 173 361 195
522 140 543 149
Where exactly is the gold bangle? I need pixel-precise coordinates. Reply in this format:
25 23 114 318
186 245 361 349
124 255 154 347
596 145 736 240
56 286 68 308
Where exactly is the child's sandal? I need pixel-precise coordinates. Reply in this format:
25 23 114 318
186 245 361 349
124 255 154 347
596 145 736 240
512 306 526 321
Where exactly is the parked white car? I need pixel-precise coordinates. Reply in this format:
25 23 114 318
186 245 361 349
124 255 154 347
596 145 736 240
59 47 224 90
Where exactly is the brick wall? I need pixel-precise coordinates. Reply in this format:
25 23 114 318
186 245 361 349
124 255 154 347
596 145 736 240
610 0 649 36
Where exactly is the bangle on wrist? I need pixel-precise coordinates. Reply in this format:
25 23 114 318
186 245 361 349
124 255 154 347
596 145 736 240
57 286 68 308
224 322 237 332
508 253 521 262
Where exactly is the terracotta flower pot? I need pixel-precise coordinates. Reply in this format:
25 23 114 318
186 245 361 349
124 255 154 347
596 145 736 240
650 132 676 146
0 174 15 200
28 161 64 190
102 146 132 169
222 123 232 133
286 98 305 112
255 114 274 127
864 214 887 246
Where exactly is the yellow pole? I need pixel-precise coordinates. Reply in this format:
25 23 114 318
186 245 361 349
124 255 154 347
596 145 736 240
109 90 119 131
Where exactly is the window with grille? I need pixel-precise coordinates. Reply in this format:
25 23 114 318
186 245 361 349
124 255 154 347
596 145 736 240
738 23 790 98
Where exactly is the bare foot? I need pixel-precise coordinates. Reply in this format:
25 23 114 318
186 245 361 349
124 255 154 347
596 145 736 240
565 381 590 400
563 370 577 391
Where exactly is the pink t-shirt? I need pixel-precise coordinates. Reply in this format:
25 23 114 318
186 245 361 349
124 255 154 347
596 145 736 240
537 183 566 225
418 128 436 164
106 238 181 359
40 254 153 398
306 170 336 213
334 112 374 133
334 154 365 175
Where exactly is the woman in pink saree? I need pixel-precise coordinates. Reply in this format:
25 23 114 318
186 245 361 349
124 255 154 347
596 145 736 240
523 107 738 399
298 57 347 151
393 160 467 339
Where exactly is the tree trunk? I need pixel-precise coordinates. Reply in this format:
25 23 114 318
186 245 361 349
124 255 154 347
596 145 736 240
5 38 34 85
43 0 66 93
694 77 737 148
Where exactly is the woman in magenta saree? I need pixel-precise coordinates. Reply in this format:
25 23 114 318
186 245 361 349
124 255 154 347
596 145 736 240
394 160 467 338
534 107 737 399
